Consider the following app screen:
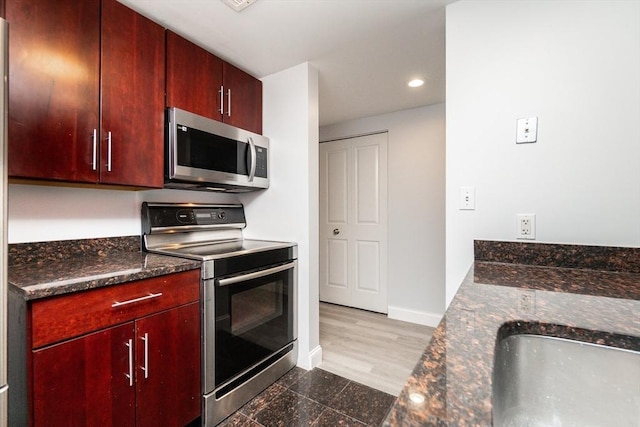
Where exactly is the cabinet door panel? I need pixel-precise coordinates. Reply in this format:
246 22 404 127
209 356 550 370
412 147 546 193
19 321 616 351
7 0 100 182
223 62 262 134
166 30 223 121
100 0 165 187
136 303 201 427
32 323 135 427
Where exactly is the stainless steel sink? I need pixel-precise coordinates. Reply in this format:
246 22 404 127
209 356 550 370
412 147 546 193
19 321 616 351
492 334 640 427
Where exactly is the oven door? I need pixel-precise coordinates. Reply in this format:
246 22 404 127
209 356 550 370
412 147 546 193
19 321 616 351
204 260 296 396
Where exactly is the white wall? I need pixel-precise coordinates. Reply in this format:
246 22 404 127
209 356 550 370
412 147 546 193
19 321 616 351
240 63 321 369
446 0 640 305
320 103 446 326
8 184 237 243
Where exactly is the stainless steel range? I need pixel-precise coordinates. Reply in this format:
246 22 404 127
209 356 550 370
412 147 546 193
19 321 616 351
142 202 297 426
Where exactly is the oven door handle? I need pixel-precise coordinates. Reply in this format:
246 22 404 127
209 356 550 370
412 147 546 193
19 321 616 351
216 261 296 287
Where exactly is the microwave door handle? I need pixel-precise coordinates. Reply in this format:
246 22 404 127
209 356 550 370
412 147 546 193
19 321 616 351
247 136 257 182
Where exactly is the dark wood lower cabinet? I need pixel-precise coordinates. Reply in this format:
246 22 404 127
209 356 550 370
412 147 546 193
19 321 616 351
15 271 202 427
136 303 201 426
31 303 200 427
33 323 135 427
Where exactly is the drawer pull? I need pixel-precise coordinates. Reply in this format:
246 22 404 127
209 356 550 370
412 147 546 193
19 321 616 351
112 292 163 308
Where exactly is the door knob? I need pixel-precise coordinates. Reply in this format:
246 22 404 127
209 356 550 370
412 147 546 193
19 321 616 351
333 228 340 235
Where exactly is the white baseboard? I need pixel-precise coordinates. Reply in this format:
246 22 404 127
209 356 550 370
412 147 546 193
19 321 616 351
387 305 443 328
309 345 323 369
297 345 323 370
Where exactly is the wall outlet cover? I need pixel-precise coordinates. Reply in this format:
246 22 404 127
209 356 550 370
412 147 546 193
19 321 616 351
516 213 536 240
516 117 538 144
459 186 475 210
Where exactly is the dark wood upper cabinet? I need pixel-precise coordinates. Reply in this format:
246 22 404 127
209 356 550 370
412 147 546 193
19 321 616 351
166 31 263 134
7 0 101 183
166 30 223 121
100 0 165 187
223 61 263 134
6 0 165 188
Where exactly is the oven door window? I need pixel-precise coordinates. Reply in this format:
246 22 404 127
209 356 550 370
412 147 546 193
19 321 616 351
215 264 294 387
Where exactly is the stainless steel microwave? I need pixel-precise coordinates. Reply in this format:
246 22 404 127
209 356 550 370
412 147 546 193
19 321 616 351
165 107 269 192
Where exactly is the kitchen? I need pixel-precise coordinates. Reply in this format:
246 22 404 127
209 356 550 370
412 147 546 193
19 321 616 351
1 0 639 426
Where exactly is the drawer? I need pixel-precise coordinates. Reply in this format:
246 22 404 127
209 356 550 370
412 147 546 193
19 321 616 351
31 269 200 348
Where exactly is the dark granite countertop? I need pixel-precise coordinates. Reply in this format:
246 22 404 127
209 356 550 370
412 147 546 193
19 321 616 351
8 236 200 300
383 241 640 426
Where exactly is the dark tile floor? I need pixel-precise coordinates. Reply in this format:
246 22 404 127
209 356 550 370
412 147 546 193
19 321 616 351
218 367 396 427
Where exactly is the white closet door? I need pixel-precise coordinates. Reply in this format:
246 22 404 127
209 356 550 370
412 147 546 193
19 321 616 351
319 132 388 313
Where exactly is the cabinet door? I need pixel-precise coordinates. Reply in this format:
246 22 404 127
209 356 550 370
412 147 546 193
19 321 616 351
100 0 165 188
166 30 223 121
135 302 201 427
7 0 100 183
32 323 135 427
223 62 262 134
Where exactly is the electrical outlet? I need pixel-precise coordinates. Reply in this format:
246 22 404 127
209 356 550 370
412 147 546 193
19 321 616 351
516 214 536 240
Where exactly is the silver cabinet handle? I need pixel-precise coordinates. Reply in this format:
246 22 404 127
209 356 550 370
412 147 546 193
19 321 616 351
217 261 296 287
125 339 134 387
141 333 149 379
333 228 340 235
227 88 231 117
91 129 97 171
247 136 256 182
112 292 163 308
219 86 224 115
106 131 112 172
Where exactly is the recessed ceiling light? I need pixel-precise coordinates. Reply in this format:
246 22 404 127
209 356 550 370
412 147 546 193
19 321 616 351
408 79 424 88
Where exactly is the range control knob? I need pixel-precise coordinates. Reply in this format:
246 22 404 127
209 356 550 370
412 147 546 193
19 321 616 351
218 211 227 220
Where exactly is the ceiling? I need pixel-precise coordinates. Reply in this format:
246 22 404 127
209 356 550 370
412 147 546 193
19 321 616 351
119 0 456 127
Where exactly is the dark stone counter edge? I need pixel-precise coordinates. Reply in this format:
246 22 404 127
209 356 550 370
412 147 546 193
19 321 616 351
475 240 640 273
9 255 201 301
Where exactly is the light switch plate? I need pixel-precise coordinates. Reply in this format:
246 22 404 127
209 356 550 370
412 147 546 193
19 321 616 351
516 117 538 143
459 186 475 210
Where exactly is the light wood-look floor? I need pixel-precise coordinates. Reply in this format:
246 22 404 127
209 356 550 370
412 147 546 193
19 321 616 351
318 302 435 396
